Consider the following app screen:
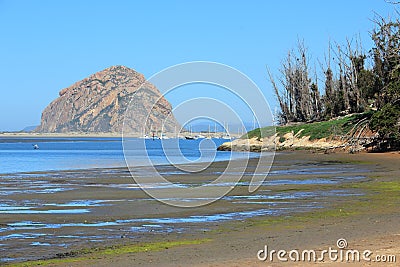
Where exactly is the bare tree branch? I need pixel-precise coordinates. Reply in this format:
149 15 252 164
385 0 400 4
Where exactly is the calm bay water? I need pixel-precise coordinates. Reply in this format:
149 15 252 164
0 137 255 174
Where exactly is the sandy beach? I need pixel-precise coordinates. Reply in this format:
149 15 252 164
2 151 400 266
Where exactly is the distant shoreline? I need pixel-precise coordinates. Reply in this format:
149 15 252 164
0 132 243 139
0 132 127 138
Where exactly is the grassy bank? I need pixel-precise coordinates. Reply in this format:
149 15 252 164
245 112 373 141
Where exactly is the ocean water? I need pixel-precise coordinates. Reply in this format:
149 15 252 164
0 137 256 174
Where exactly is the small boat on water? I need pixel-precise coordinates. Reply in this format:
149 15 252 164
220 133 232 140
185 125 197 140
33 144 39 150
159 133 169 140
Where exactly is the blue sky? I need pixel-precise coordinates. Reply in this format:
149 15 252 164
0 0 397 131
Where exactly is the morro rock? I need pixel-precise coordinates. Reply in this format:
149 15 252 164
36 65 180 133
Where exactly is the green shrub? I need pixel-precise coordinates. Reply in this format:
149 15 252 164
369 103 400 139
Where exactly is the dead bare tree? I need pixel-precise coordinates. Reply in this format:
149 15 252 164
371 13 400 107
267 67 289 124
268 40 322 124
326 35 368 116
343 37 367 112
385 0 400 4
336 44 351 113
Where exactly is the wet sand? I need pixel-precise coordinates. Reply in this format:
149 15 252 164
2 151 400 266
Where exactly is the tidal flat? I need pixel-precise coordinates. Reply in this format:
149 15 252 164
1 151 400 266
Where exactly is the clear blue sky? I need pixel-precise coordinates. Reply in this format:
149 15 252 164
0 0 397 131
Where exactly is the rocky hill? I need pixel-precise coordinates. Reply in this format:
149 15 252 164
35 65 180 133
